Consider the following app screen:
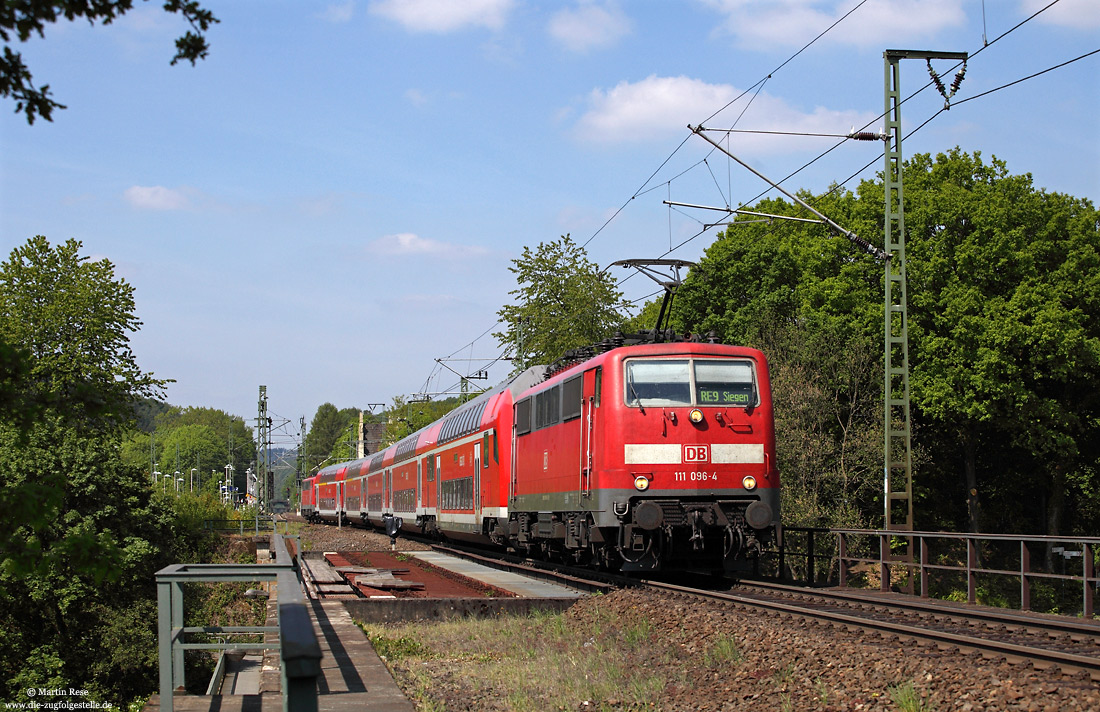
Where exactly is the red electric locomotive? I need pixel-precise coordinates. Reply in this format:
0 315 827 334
303 336 780 574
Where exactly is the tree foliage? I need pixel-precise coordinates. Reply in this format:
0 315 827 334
495 234 631 371
1 0 218 123
303 402 361 471
674 150 1100 536
0 236 224 703
0 236 168 432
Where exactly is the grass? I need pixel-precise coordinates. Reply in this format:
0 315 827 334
890 680 936 712
357 606 688 710
354 594 942 711
703 635 743 666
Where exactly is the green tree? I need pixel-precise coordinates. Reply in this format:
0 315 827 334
156 406 255 475
0 236 168 432
0 236 182 702
674 150 1100 537
895 150 1100 535
1 0 218 123
675 191 884 528
380 395 463 448
495 234 631 371
303 402 360 472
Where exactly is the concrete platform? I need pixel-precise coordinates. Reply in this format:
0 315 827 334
407 551 586 598
309 597 414 711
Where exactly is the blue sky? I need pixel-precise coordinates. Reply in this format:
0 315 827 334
2 0 1097 436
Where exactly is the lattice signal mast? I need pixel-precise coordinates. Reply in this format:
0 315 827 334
882 49 967 532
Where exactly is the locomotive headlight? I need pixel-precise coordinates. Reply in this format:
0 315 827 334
742 475 757 491
689 408 704 424
634 475 651 492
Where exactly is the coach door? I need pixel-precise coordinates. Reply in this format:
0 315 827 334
580 367 601 498
473 442 482 516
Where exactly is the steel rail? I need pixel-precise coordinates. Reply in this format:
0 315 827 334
737 579 1100 641
645 580 1100 681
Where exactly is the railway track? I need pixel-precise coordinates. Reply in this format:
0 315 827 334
429 541 1100 681
649 579 1100 681
300 519 1100 681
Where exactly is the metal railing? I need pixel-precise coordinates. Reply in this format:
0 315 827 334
201 516 271 535
769 527 1100 618
201 515 298 536
155 533 321 711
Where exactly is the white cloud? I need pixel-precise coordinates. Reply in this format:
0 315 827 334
404 88 428 106
319 1 356 23
575 75 733 142
368 0 514 33
123 185 189 210
572 74 876 153
548 1 632 53
1021 0 1100 29
702 0 965 49
367 232 489 258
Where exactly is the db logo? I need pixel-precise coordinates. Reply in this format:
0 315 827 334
684 445 710 463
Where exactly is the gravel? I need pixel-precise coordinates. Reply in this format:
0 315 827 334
296 519 434 554
576 588 1100 711
293 520 1100 710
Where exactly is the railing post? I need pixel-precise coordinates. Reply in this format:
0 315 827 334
838 533 848 588
967 537 978 605
807 529 815 586
1021 541 1031 612
919 535 929 598
778 531 787 581
172 580 185 693
157 578 174 712
880 534 890 593
1084 542 1094 619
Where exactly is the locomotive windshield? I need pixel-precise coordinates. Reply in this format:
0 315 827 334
625 358 756 408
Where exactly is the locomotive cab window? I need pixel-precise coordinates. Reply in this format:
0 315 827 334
625 358 757 408
694 360 755 407
625 360 691 407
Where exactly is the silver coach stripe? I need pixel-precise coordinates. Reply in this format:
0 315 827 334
712 443 765 463
624 444 681 464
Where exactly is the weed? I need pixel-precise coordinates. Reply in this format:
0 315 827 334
704 636 743 666
623 618 654 646
360 627 432 662
890 680 935 712
774 662 796 686
815 677 830 705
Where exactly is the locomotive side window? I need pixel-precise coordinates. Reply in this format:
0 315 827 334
625 360 692 407
515 398 532 435
562 376 583 421
535 386 560 430
694 360 756 407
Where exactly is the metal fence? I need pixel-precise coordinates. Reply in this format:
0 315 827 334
155 532 321 711
768 527 1100 619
